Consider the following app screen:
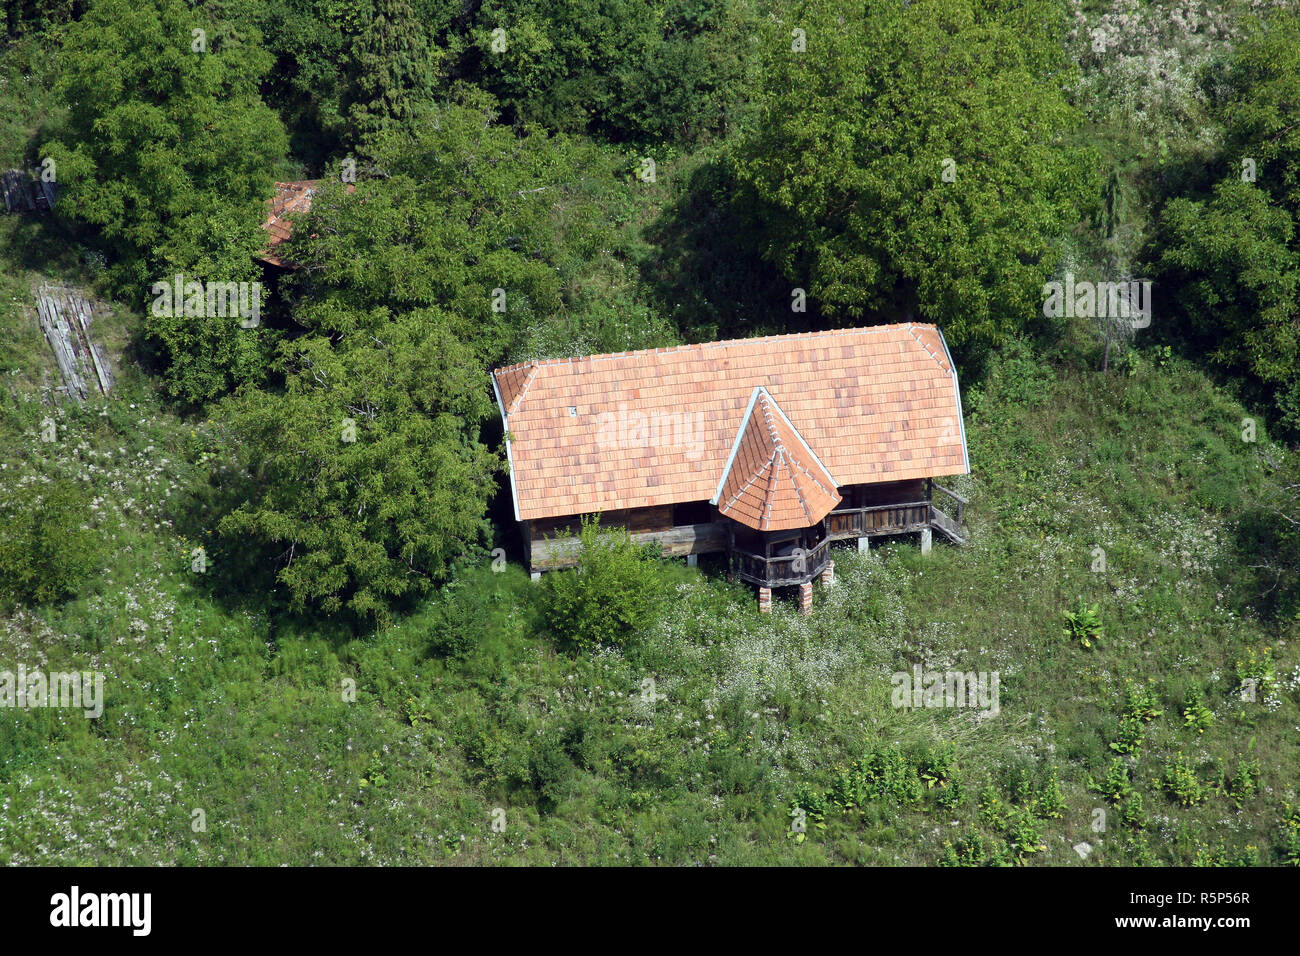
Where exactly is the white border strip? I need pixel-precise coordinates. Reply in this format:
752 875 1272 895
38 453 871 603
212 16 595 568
711 386 764 505
491 373 523 522
936 327 971 474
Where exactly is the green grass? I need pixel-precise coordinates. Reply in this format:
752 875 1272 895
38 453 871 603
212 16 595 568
0 5 1296 866
1 334 1296 864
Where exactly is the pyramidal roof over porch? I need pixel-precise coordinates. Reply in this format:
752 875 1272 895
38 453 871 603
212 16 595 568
714 387 842 531
491 323 970 523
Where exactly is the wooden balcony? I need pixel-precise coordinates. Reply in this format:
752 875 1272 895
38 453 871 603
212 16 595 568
827 482 969 545
827 500 932 539
730 535 831 588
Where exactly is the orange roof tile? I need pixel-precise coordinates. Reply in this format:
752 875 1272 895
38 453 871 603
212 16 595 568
258 179 355 267
492 323 970 523
716 387 841 531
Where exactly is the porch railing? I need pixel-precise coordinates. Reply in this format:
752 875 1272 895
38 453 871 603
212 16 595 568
730 536 831 588
827 501 932 539
931 482 968 526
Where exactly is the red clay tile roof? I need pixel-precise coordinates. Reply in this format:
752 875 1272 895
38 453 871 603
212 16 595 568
258 179 355 267
258 180 319 266
492 323 970 523
716 387 842 531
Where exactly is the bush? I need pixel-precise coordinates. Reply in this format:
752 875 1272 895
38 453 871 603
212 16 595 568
0 478 101 610
543 516 665 649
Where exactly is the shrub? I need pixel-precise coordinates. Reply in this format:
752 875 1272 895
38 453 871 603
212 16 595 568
1181 687 1214 735
543 516 665 650
1163 753 1208 806
1280 804 1300 865
1097 757 1134 805
529 731 577 809
0 478 101 610
1062 598 1103 648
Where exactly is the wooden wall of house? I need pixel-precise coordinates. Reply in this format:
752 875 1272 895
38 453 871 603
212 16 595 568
840 479 927 508
527 503 725 571
529 505 676 541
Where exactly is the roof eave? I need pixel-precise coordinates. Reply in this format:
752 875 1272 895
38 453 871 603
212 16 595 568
491 372 523 522
936 326 971 474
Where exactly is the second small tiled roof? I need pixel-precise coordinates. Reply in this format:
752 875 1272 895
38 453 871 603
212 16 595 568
258 179 355 267
492 322 970 522
258 180 319 265
716 387 841 531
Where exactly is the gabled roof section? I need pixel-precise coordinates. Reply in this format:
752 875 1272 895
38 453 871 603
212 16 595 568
491 323 970 522
495 362 539 418
713 387 841 531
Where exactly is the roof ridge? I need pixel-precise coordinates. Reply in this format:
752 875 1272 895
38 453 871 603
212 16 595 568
756 390 786 452
904 324 952 374
490 322 943 374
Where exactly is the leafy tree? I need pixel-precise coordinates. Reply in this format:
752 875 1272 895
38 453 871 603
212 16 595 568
210 0 366 168
43 0 289 405
342 0 440 150
1 0 85 37
284 92 656 366
1155 180 1298 388
216 307 501 620
543 516 665 649
1150 7 1300 434
458 0 757 144
731 0 1092 349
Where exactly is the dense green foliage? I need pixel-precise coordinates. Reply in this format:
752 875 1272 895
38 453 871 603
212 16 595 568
0 476 100 611
40 0 289 404
1150 7 1300 435
733 0 1093 349
0 0 1297 867
543 517 667 649
216 305 500 619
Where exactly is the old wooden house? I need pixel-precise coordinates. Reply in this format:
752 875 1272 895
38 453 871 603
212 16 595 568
491 323 970 611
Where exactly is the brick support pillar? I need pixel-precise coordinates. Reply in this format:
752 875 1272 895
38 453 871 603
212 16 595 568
920 527 932 555
821 559 835 586
799 581 813 615
758 587 772 613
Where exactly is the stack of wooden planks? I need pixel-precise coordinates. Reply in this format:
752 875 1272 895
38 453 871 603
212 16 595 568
35 285 114 403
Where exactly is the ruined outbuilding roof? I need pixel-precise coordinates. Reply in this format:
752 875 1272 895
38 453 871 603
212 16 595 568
258 179 354 267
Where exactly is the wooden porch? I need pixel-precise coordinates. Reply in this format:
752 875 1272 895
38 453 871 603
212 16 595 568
526 482 967 575
827 482 968 546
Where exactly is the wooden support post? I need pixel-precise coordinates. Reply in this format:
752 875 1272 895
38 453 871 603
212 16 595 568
758 587 772 614
821 559 834 586
920 527 932 555
799 582 813 615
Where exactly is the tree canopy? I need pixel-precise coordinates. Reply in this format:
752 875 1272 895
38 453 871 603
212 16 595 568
43 0 289 404
732 0 1093 350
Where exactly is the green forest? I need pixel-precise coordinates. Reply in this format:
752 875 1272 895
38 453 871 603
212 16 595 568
0 0 1298 866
